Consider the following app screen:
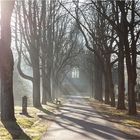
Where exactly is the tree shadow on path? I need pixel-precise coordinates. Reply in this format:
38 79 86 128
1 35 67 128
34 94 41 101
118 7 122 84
2 120 31 139
35 106 54 115
41 103 140 140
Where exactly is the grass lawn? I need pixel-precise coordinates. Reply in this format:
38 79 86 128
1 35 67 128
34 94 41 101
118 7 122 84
89 98 140 137
0 103 58 140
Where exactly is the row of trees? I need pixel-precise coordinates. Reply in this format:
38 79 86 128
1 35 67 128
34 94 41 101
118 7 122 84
1 0 140 121
0 0 83 121
14 0 82 107
62 0 140 115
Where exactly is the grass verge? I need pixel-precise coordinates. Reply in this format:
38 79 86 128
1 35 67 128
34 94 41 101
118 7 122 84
89 98 140 137
0 103 58 140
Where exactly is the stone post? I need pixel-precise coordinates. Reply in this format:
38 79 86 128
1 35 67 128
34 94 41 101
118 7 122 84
22 96 28 115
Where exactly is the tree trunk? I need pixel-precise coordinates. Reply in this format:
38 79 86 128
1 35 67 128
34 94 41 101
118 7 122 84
94 56 103 101
0 46 15 121
32 58 41 107
108 64 115 107
0 0 16 121
128 74 137 115
117 0 137 115
124 22 136 115
95 69 103 101
91 70 94 98
125 32 137 115
41 0 48 104
127 1 137 115
46 71 52 102
104 73 110 104
42 57 47 104
51 75 55 101
117 38 125 110
104 61 110 104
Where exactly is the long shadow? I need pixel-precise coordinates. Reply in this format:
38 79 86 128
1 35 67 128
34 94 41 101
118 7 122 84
56 113 139 139
60 105 99 119
64 104 95 111
59 108 103 120
60 104 97 113
35 106 54 116
40 102 140 140
40 112 127 140
38 114 94 139
2 120 31 140
20 113 33 118
65 102 140 131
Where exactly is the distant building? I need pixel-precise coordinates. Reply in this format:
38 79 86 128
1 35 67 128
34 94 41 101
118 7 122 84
62 66 91 97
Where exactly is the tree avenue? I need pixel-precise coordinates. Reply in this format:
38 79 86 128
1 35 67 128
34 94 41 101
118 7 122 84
0 0 140 123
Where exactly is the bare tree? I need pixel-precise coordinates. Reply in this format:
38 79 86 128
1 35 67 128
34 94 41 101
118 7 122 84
15 0 42 107
0 0 16 121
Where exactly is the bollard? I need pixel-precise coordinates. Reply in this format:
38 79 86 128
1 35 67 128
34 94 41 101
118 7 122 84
22 96 28 115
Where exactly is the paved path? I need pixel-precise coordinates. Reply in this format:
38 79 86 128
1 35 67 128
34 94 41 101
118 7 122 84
41 98 139 140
